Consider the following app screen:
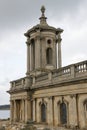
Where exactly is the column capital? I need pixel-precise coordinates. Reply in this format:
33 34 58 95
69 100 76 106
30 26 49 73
48 96 53 100
26 38 31 45
58 38 62 43
70 94 76 98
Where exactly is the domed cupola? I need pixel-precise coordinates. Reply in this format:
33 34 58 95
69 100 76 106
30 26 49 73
24 6 63 76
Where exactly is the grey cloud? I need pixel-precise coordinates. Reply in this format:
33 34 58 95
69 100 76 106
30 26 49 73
0 0 86 30
0 91 9 105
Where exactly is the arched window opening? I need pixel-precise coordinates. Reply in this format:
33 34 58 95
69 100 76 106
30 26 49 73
41 103 46 122
60 102 67 124
46 48 52 64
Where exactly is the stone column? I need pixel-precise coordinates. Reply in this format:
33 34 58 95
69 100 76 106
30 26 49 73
55 39 57 68
10 100 13 122
14 100 16 122
57 33 62 68
31 43 34 71
35 36 41 69
33 99 36 121
26 38 30 75
24 98 32 122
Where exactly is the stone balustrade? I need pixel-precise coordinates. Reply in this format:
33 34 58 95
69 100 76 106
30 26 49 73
32 60 87 88
75 60 87 73
10 78 25 90
10 60 87 90
52 66 71 78
10 76 32 90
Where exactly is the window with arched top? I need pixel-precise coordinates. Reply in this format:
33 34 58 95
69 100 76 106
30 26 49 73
41 103 46 122
84 100 87 121
60 102 67 124
84 101 87 110
46 48 52 64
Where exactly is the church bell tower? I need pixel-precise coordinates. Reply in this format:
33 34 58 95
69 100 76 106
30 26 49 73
24 6 63 76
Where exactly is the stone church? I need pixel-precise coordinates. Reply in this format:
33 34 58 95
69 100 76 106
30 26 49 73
8 6 87 129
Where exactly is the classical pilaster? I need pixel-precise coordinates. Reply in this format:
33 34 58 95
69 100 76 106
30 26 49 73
57 33 62 68
47 97 53 125
36 98 41 122
69 95 78 127
31 43 34 71
55 39 57 68
25 99 28 122
26 38 30 75
54 97 58 126
50 97 53 125
22 99 25 122
33 99 36 121
54 97 61 126
27 99 31 120
24 98 32 122
78 95 86 128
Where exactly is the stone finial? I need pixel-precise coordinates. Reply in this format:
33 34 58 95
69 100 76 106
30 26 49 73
41 5 45 16
39 5 47 25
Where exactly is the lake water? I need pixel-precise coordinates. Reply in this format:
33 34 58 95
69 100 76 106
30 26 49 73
0 110 10 119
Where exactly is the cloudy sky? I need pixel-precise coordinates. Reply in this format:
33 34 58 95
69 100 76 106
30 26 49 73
0 0 87 105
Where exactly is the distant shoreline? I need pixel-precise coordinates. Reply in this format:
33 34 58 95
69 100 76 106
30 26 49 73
0 105 10 110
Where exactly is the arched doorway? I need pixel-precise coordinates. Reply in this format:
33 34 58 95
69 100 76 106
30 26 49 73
60 102 67 125
41 103 46 122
